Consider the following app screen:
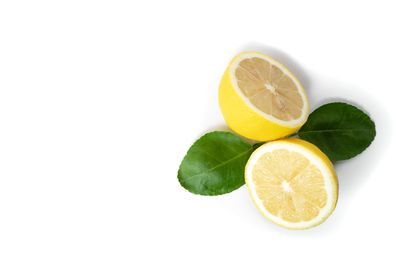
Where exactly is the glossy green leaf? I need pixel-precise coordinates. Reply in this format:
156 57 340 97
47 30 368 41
178 131 253 195
297 102 376 161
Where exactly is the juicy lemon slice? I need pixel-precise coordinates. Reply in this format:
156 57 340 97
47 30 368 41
219 51 309 141
245 139 338 229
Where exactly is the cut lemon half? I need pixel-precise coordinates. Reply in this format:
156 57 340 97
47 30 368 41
245 139 338 229
219 51 309 141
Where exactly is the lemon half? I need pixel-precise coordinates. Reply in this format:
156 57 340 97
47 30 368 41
245 139 338 229
219 51 309 141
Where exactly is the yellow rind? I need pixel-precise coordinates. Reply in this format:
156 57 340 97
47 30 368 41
245 139 338 230
218 51 309 141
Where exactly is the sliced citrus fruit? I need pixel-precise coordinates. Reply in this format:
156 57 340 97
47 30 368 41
245 139 338 229
219 51 309 141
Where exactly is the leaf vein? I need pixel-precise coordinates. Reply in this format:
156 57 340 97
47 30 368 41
183 148 252 181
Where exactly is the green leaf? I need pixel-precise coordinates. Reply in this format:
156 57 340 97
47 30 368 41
297 102 376 161
178 131 253 195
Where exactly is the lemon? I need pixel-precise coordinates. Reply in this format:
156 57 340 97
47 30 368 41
245 139 338 229
219 51 309 141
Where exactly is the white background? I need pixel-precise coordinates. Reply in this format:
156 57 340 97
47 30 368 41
0 1 399 266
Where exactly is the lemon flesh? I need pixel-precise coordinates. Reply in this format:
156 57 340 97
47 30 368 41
219 51 309 141
245 139 338 229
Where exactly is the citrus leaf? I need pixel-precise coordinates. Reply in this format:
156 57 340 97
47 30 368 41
178 131 253 195
297 102 376 161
